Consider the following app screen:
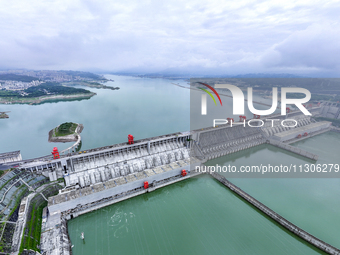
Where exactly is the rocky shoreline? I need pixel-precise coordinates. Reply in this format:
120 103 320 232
0 113 9 118
0 93 96 105
62 80 119 90
48 124 83 143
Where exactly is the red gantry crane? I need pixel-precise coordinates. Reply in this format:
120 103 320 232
128 134 134 144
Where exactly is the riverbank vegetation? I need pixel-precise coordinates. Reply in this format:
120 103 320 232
63 80 120 90
0 74 38 82
49 122 83 143
19 185 60 253
55 122 78 137
19 201 46 252
0 82 92 99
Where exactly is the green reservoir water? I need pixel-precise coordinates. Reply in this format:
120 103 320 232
67 176 326 255
0 74 269 158
206 131 340 250
0 75 190 159
1 75 339 254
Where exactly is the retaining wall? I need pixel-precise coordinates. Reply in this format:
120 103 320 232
211 172 340 255
268 139 318 160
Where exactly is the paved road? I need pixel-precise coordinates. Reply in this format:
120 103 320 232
0 163 18 171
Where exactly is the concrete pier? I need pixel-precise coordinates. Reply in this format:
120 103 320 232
268 139 319 160
0 150 22 164
331 126 340 133
272 121 331 142
285 127 332 144
211 172 340 255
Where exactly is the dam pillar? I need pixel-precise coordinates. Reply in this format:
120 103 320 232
64 175 70 186
48 172 54 181
69 158 74 172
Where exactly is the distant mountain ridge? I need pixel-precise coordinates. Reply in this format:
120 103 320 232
113 72 306 79
229 73 304 78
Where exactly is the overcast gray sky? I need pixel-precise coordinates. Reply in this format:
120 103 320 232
0 0 339 76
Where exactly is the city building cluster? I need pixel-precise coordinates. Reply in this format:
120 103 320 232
0 80 42 91
0 70 104 92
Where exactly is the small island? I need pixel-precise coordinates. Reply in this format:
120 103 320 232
0 112 9 119
48 122 83 143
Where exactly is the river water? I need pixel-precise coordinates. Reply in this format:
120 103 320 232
1 75 339 254
0 75 190 159
68 176 327 255
208 132 340 250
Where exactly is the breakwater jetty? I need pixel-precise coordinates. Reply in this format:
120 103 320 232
211 172 340 255
268 139 319 160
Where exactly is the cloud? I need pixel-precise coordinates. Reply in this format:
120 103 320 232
0 0 339 75
261 24 340 70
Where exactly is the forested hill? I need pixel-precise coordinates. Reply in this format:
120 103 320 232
0 74 38 82
0 82 92 98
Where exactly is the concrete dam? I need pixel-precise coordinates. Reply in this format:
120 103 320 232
11 105 338 255
20 108 327 186
18 108 331 216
